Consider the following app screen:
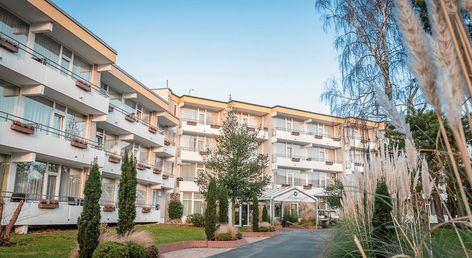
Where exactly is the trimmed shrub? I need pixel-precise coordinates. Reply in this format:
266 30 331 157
252 196 259 232
92 242 128 258
168 193 184 220
215 233 233 241
205 178 217 240
126 242 146 258
117 151 137 236
262 205 270 222
186 213 205 227
145 245 159 258
218 185 229 224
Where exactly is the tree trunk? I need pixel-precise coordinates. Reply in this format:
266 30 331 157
3 200 24 241
231 198 236 225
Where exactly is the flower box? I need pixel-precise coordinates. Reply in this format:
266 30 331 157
70 138 88 149
10 120 35 135
314 134 323 139
281 183 291 187
125 114 137 122
246 127 256 132
32 56 49 65
108 105 114 112
199 151 209 156
360 139 369 144
306 157 312 161
291 157 300 162
75 79 92 92
325 160 334 165
142 207 151 213
331 137 341 142
210 124 221 129
0 37 19 53
108 155 121 164
103 204 116 212
164 139 171 146
291 131 300 136
153 167 162 174
38 199 59 209
136 163 146 170
354 162 363 167
187 120 197 126
162 174 170 179
148 126 157 134
303 184 312 190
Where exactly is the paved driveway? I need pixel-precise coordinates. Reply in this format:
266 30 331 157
209 229 334 258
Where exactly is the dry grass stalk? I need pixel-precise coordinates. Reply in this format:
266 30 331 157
215 224 238 239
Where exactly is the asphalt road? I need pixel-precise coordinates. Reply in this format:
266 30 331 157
209 229 334 258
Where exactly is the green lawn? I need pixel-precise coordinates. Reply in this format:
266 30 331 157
0 224 205 258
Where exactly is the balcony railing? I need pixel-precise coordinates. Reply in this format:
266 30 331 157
109 103 164 135
0 110 103 150
182 118 268 131
273 153 342 164
272 127 336 138
0 32 107 97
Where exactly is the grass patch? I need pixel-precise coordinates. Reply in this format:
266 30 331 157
0 224 205 258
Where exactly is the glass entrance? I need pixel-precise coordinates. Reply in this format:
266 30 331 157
241 204 249 226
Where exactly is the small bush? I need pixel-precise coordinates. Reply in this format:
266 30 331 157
215 233 233 241
284 213 299 224
262 205 270 222
169 194 184 220
145 245 159 258
186 213 205 227
92 242 129 258
236 232 243 239
215 224 238 239
126 242 147 258
257 226 275 232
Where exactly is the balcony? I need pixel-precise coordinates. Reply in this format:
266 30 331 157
135 161 162 185
154 138 176 157
0 33 109 115
181 118 220 137
272 127 341 149
272 154 343 173
97 104 164 147
102 152 122 178
179 147 205 163
0 111 104 167
161 174 175 189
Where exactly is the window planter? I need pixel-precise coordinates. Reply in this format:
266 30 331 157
199 151 209 156
360 139 369 144
0 37 19 53
325 160 334 165
75 79 92 92
281 183 291 187
142 207 151 213
136 163 146 170
38 199 59 209
246 127 255 132
303 184 312 189
162 174 170 179
148 126 157 134
291 131 300 136
70 138 88 149
354 162 363 167
108 105 114 112
103 204 116 212
210 124 221 129
153 167 161 174
125 114 137 123
164 139 171 146
306 157 312 161
108 155 121 164
291 157 300 162
314 134 323 139
186 120 197 126
331 137 341 142
10 120 35 135
32 56 49 65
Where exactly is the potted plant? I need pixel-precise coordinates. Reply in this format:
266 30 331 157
103 204 116 212
325 160 334 165
246 126 255 132
70 137 88 149
10 120 35 135
136 163 145 170
125 113 137 122
108 105 114 112
303 184 313 190
108 154 121 164
331 136 341 141
142 207 151 213
210 124 221 129
162 174 170 179
291 131 300 136
314 134 323 139
152 167 161 174
148 126 157 134
291 157 300 162
0 36 19 53
75 79 92 92
38 199 59 209
281 183 291 187
199 150 209 156
354 162 363 167
186 120 197 126
164 139 171 146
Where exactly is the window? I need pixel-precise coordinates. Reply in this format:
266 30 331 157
59 166 80 201
308 172 320 187
60 47 72 76
136 185 147 205
0 7 29 44
34 34 61 64
100 178 116 204
72 55 91 81
65 110 87 138
0 82 18 114
181 108 197 121
180 164 196 180
100 82 109 92
182 192 192 216
193 193 204 214
14 162 47 200
96 128 104 146
139 147 149 164
23 96 53 127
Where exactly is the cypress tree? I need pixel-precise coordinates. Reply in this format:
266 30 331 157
117 151 137 236
77 162 102 258
218 185 229 224
262 205 270 222
205 178 217 240
252 195 259 232
372 178 394 257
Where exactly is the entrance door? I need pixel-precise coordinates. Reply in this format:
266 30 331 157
235 203 241 226
241 204 249 226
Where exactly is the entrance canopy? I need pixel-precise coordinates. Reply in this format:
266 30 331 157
260 186 317 203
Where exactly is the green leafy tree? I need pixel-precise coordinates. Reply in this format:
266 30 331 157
77 162 102 258
252 195 259 232
117 151 137 236
372 178 394 257
218 185 229 224
325 180 344 209
197 106 270 224
168 193 183 220
205 178 217 240
262 205 270 222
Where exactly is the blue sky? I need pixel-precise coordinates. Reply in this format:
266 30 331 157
52 0 339 114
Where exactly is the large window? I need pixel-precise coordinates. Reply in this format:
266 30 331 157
182 192 205 216
34 34 61 64
72 55 91 81
180 164 195 180
136 184 147 205
0 7 29 44
275 169 306 186
23 96 53 126
0 82 18 114
14 162 47 200
65 110 87 138
182 192 192 216
100 178 116 204
59 166 80 201
181 108 197 121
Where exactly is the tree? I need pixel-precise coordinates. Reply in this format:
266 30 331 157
372 178 394 257
197 106 270 224
117 151 137 236
218 185 229 224
262 205 270 223
168 193 183 220
325 180 344 209
252 195 259 232
77 162 102 258
205 178 217 240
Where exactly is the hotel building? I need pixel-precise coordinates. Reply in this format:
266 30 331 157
0 1 382 230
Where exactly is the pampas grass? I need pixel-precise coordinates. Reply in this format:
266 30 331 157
215 224 238 239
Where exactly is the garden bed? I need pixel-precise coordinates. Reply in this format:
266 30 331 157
241 231 280 237
158 238 248 253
